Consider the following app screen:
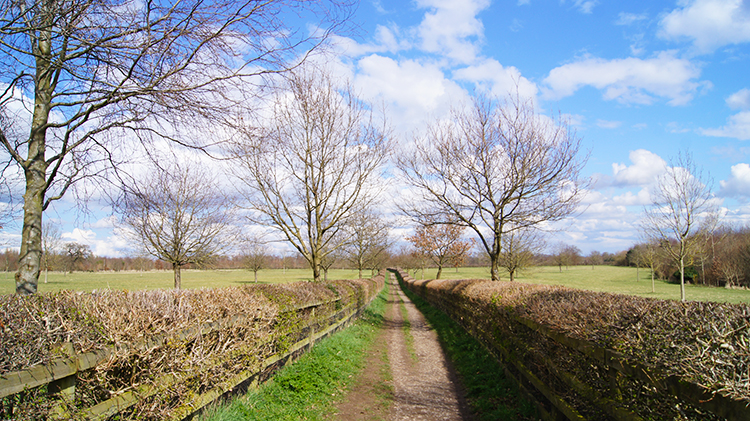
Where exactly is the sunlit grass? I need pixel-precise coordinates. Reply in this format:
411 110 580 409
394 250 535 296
0 268 367 295
409 265 750 304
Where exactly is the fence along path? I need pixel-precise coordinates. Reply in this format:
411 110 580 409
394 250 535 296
0 276 384 420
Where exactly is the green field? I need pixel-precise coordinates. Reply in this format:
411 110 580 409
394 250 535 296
408 265 750 304
0 268 366 295
3 265 750 304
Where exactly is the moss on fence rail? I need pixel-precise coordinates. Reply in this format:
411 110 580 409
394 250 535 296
392 268 750 421
0 275 384 420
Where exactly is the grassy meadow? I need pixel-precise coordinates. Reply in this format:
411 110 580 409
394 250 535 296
3 265 750 304
409 265 750 304
0 268 367 295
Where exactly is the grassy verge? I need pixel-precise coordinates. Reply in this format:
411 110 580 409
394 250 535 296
396 277 537 421
199 279 389 421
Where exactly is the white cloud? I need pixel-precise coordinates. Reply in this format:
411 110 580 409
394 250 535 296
354 55 469 134
569 0 598 14
701 111 750 140
616 12 648 26
542 51 707 105
659 0 750 54
596 119 621 129
612 189 651 206
63 228 96 244
453 58 538 100
611 149 667 186
727 88 750 110
415 0 491 63
719 163 750 198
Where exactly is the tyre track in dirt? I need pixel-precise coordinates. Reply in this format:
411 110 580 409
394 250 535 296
387 277 471 420
334 275 471 420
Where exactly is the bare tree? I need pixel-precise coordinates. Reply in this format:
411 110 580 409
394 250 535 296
406 221 474 280
240 239 269 283
41 220 61 283
586 251 603 269
0 0 352 295
641 152 718 301
500 228 545 282
62 242 92 273
397 92 587 281
116 162 235 289
233 68 389 282
343 209 392 279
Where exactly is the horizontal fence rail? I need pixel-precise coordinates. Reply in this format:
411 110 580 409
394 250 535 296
0 275 385 420
390 268 749 421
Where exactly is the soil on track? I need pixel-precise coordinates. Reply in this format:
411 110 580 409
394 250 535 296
333 276 472 420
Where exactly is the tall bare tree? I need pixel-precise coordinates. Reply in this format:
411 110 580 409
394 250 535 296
0 0 351 294
397 93 587 281
500 227 544 282
641 153 718 301
116 162 235 289
233 68 389 282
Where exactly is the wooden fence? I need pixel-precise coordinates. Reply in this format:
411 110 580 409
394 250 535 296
391 268 748 421
0 275 384 420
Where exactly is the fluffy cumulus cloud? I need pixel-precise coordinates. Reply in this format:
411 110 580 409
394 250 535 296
701 111 750 140
453 58 538 99
542 51 707 105
354 55 469 134
415 0 491 63
659 0 750 54
719 163 750 198
727 88 750 109
611 149 667 187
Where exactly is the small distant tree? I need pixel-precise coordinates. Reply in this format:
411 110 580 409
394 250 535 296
641 152 718 301
586 251 603 269
406 222 474 279
343 210 392 279
500 228 545 282
41 221 61 283
116 162 236 289
63 242 92 273
552 243 580 272
241 240 269 283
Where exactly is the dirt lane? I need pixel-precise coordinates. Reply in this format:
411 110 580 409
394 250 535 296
334 275 471 420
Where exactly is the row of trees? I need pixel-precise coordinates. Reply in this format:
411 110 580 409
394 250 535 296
1 0 588 294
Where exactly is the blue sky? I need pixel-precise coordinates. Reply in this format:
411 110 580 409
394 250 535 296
3 0 750 257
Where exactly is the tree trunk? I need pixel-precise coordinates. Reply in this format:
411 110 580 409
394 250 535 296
636 265 639 281
436 265 443 279
651 265 655 293
254 270 258 283
173 264 182 289
15 25 53 295
489 253 500 281
509 269 515 282
680 256 686 302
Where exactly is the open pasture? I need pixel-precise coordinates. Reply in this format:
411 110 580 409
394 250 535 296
410 265 750 304
0 268 366 295
3 265 750 303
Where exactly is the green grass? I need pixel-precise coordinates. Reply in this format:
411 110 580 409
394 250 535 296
198 278 390 421
397 294 417 362
0 268 366 294
412 265 750 304
397 276 536 420
4 265 750 304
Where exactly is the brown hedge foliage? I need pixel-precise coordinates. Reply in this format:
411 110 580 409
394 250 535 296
402 275 750 418
0 276 384 420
